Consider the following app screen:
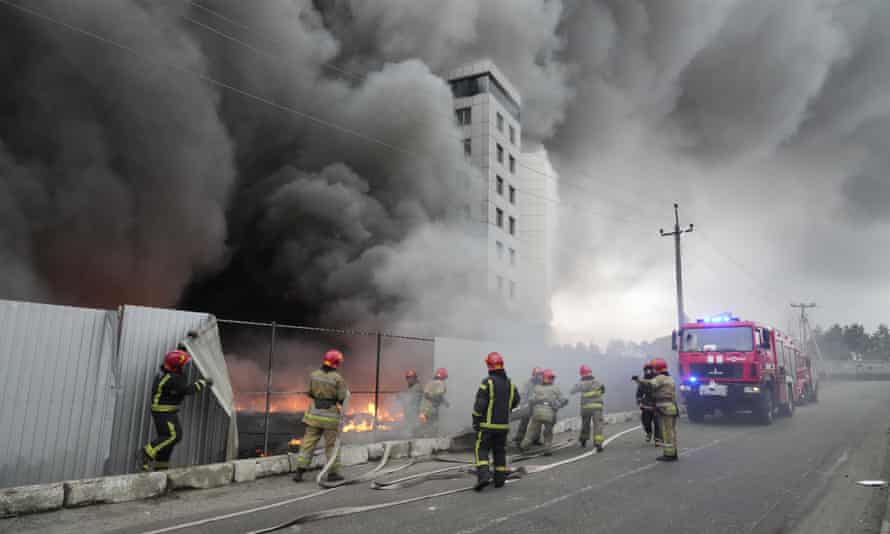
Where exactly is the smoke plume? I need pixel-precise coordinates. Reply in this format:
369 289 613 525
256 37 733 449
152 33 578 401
1 0 889 343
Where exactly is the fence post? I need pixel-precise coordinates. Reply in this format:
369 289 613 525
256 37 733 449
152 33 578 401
373 332 382 435
262 322 277 456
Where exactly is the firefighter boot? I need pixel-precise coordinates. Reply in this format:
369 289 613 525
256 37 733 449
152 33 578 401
656 455 678 462
645 433 652 443
579 438 587 449
493 470 506 488
293 468 306 482
326 472 345 482
474 466 492 492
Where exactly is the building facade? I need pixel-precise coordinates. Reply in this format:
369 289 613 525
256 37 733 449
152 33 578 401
448 61 523 304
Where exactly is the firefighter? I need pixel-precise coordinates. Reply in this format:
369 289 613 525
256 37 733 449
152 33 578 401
633 358 678 461
140 349 212 471
418 368 449 437
399 369 423 437
473 352 520 491
294 349 350 482
520 369 567 454
636 361 661 445
571 365 605 451
512 367 544 447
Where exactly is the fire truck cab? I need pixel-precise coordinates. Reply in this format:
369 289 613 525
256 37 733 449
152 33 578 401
674 314 818 424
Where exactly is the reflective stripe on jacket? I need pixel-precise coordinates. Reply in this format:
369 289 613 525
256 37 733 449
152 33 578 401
472 370 520 431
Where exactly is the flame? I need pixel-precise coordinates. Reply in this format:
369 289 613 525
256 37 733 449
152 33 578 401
235 395 405 434
288 438 302 447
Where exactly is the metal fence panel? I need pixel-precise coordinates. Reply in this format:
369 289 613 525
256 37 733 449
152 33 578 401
106 305 227 474
0 300 119 488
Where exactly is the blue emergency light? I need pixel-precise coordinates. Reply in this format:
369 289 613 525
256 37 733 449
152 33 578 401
689 376 698 383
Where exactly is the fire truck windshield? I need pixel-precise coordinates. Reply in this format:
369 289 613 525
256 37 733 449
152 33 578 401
683 326 753 352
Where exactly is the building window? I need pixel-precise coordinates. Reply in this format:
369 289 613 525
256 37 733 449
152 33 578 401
496 275 504 295
497 144 504 164
463 138 471 157
509 280 516 299
496 208 504 228
497 112 504 132
509 155 515 174
496 241 504 260
508 185 516 204
509 248 516 266
509 125 515 145
508 216 516 235
496 176 504 195
456 107 471 125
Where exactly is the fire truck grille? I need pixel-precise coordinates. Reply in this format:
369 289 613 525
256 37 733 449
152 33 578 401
689 363 745 379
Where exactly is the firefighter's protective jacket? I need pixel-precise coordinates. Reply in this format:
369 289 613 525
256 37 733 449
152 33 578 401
150 367 208 413
472 370 520 431
571 376 605 414
419 379 448 420
637 373 677 415
529 384 567 423
303 367 349 430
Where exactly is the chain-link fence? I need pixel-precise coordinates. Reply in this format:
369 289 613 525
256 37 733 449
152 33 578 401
218 319 433 458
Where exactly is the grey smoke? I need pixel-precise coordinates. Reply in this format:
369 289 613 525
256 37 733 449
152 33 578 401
1 0 889 341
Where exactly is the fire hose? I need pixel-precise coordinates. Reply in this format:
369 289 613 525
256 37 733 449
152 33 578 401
246 433 633 534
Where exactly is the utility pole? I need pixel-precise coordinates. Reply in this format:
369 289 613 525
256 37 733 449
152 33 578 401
791 302 817 353
661 203 694 334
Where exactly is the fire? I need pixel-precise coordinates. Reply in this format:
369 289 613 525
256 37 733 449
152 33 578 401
341 401 404 433
289 438 302 447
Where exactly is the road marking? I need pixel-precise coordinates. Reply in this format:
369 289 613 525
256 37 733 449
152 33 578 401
137 489 334 534
454 437 725 534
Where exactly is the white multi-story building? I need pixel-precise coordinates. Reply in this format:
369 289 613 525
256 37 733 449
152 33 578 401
447 61 523 304
518 148 558 326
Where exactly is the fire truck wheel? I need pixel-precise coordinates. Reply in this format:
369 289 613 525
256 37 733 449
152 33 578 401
757 389 774 425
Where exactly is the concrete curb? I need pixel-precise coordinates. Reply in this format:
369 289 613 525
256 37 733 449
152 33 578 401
0 410 639 517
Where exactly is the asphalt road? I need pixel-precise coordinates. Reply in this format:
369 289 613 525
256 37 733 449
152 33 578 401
5 381 890 534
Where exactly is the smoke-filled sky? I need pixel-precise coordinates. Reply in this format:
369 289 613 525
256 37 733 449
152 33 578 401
0 0 888 344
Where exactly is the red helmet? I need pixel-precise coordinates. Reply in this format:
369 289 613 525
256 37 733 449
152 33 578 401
652 358 668 373
485 352 504 370
542 369 556 384
405 369 418 380
579 364 592 377
163 350 191 372
532 366 543 377
323 349 344 369
434 367 448 380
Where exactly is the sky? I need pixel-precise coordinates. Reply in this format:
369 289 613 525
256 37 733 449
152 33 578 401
0 1 888 345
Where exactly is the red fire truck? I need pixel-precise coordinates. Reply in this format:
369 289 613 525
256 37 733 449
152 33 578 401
673 314 818 424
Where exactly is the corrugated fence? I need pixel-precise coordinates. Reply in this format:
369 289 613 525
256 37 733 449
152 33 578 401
0 300 233 489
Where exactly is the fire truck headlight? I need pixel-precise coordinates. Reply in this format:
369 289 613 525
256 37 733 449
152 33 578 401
744 386 761 393
679 384 691 392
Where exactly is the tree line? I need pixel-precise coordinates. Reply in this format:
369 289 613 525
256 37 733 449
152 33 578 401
814 324 890 361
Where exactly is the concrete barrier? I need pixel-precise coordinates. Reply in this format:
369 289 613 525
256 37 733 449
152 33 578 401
166 463 234 490
255 455 291 478
0 482 64 516
339 445 369 467
64 472 166 507
232 459 258 483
